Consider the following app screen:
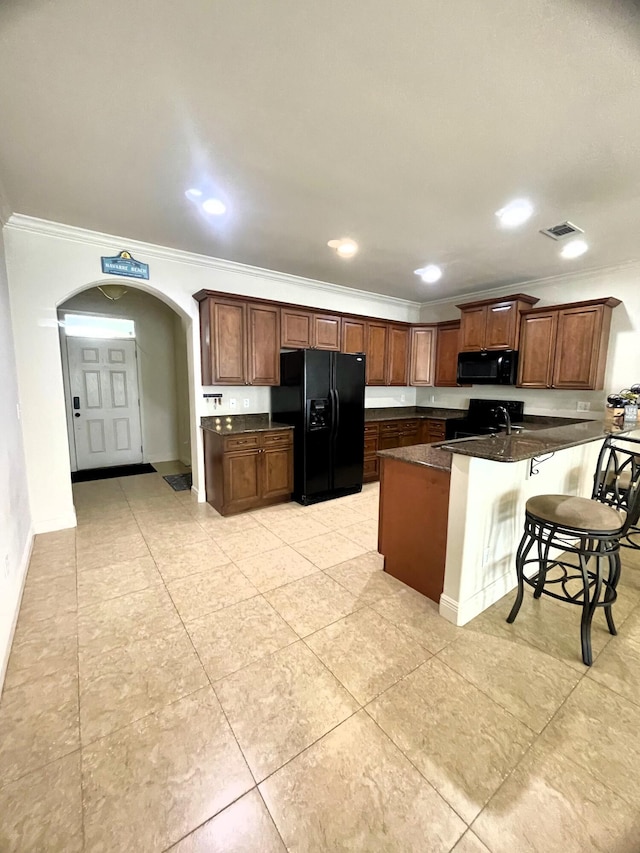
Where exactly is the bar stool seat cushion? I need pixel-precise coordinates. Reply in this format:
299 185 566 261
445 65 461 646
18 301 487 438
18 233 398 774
526 494 624 533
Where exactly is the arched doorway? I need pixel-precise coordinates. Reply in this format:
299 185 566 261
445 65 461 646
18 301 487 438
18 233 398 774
57 281 195 489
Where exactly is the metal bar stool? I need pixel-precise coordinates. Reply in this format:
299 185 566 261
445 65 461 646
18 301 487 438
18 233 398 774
592 434 640 551
507 435 640 666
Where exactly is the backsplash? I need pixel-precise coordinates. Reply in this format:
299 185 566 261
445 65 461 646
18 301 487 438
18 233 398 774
202 385 418 416
415 386 603 419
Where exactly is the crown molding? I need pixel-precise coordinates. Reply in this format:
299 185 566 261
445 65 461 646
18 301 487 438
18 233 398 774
5 214 421 311
419 258 640 308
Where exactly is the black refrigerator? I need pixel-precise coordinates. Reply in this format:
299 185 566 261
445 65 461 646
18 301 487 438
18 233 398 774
271 349 365 505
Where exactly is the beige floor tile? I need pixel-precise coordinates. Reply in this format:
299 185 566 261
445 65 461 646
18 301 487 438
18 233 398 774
18 573 77 624
143 522 211 553
451 830 492 853
235 545 318 592
0 751 83 853
78 585 181 657
166 564 258 622
264 572 360 637
128 494 186 513
368 658 535 823
75 517 142 546
339 519 379 551
79 626 208 744
4 610 78 690
31 528 76 555
0 670 79 785
257 513 332 545
260 711 464 852
153 538 233 582
187 596 297 681
587 634 640 707
308 503 368 530
371 586 460 653
438 629 581 732
168 789 286 852
306 607 428 704
77 553 162 609
471 741 640 853
617 604 640 646
216 641 358 780
215 527 283 562
469 590 615 672
537 678 640 810
82 688 253 853
326 553 406 606
198 513 261 539
293 530 367 569
133 507 195 532
26 551 76 583
76 531 150 571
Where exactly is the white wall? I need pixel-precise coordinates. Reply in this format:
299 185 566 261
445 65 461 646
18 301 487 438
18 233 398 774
173 314 191 466
0 227 32 688
60 287 182 465
417 263 640 417
4 216 419 532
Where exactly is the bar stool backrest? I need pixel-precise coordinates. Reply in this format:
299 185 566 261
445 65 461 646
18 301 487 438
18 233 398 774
592 435 640 532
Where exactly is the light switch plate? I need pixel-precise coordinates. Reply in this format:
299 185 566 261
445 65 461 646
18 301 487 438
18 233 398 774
229 398 237 410
576 401 591 412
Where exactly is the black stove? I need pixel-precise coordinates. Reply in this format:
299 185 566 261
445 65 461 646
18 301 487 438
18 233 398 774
445 398 524 440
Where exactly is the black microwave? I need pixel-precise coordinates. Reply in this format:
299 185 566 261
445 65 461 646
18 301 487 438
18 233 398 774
457 350 519 385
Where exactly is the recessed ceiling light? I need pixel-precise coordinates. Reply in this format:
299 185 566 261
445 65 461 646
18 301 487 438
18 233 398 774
560 238 589 259
202 198 227 215
328 238 358 258
495 198 534 229
414 265 442 284
185 188 203 201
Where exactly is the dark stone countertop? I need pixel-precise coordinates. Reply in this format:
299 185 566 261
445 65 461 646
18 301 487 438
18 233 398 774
365 406 465 423
377 445 453 472
437 421 638 463
201 414 294 435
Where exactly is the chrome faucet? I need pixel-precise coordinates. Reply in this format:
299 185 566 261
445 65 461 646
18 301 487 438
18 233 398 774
494 406 512 436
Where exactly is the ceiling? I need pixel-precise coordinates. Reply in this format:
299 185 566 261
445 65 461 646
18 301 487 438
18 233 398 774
1 0 639 302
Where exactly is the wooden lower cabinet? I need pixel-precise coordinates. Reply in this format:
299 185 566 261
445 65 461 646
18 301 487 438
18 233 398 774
204 429 293 515
420 418 446 444
364 417 446 482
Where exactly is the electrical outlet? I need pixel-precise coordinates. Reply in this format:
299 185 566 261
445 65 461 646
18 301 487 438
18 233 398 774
16 403 21 422
243 398 250 409
400 394 406 403
576 401 591 412
229 398 237 410
429 394 435 403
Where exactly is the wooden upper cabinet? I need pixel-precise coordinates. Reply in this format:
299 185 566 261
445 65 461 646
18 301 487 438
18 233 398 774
458 294 539 351
386 326 410 386
313 314 341 350
342 318 366 353
517 298 620 390
247 303 280 386
434 321 462 387
366 322 388 385
517 312 557 388
409 326 436 386
210 298 247 385
281 309 312 348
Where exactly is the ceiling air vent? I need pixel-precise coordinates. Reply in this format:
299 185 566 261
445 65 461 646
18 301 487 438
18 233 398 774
540 221 584 241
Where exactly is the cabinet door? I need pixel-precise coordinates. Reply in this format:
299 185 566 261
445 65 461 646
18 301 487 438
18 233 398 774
312 314 341 350
460 306 487 351
247 304 280 386
409 327 435 386
211 299 246 384
281 309 312 348
366 322 388 385
342 318 366 353
261 447 293 499
222 450 262 512
484 302 518 350
517 312 557 388
552 305 603 389
434 323 461 387
386 326 410 386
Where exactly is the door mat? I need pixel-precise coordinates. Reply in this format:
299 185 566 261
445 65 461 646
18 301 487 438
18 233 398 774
163 473 193 492
71 463 156 483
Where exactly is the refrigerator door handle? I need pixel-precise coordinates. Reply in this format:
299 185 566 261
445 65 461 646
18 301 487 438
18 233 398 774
333 389 340 438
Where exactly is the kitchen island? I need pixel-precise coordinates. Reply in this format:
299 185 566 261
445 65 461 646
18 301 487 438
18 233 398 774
378 419 633 626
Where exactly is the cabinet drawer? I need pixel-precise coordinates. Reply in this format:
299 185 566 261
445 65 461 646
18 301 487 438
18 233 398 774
427 420 446 435
224 434 260 451
364 423 379 436
400 420 419 433
364 436 379 457
380 422 401 434
261 431 293 447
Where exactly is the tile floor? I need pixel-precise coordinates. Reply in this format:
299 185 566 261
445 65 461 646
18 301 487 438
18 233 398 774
2 472 640 851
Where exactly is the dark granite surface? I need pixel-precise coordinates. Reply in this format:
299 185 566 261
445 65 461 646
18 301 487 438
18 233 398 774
437 421 638 463
201 414 293 434
378 444 453 472
365 406 465 423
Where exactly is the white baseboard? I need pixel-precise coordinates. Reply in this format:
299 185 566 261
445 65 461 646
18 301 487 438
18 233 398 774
0 528 34 695
191 485 205 503
33 509 77 534
440 571 518 627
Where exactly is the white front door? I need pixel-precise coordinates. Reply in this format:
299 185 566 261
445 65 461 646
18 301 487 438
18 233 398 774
67 337 143 469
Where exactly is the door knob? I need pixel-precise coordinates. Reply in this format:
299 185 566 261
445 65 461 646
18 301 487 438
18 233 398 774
74 413 81 418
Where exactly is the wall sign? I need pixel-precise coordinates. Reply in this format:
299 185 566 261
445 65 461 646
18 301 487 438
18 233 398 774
101 250 149 280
